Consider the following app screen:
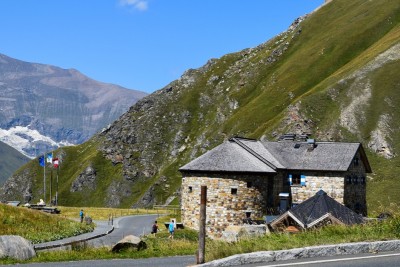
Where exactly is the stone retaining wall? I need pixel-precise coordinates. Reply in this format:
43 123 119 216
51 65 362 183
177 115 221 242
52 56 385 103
196 240 400 266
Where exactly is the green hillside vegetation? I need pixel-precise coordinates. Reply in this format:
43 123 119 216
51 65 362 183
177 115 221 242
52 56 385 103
18 139 123 207
0 141 29 185
2 0 400 214
0 203 93 244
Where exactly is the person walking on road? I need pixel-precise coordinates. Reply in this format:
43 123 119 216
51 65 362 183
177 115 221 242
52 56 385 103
151 220 159 236
80 209 84 223
168 219 175 239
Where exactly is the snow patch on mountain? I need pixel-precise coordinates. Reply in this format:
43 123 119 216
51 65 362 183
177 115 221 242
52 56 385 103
0 126 74 158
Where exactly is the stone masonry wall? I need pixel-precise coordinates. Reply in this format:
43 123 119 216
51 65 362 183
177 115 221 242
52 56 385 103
290 173 345 204
289 151 367 215
181 172 274 239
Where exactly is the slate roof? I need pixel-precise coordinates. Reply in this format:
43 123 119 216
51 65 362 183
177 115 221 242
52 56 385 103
271 190 365 229
236 138 284 169
262 141 371 172
179 137 372 173
179 139 276 173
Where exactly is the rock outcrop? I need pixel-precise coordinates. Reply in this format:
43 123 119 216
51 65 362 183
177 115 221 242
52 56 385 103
0 235 36 260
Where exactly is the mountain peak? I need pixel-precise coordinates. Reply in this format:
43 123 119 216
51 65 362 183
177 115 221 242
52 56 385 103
0 53 148 158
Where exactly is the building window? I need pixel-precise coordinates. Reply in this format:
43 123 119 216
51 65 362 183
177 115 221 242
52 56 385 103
188 186 193 193
352 175 358 185
346 175 352 184
289 174 306 186
247 181 253 188
292 174 301 186
354 157 359 166
360 176 366 185
231 188 238 195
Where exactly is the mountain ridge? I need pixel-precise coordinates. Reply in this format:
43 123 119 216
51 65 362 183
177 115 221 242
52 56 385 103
1 0 400 213
0 53 148 158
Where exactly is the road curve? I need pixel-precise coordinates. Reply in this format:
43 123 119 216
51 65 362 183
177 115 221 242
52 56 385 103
87 214 159 247
11 214 197 267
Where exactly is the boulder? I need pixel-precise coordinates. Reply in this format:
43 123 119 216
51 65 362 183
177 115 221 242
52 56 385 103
111 235 147 252
222 225 270 242
0 235 36 260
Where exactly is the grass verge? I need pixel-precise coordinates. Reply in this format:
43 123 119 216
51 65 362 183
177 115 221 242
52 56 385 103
2 213 400 264
57 206 169 220
0 204 94 244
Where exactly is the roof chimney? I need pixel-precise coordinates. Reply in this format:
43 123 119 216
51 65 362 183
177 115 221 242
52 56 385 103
307 139 316 151
279 133 296 141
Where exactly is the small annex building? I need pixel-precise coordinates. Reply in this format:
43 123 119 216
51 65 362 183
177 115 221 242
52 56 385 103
179 136 371 239
270 190 365 232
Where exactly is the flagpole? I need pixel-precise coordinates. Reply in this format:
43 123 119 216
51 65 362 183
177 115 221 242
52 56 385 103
56 167 59 206
50 170 53 205
43 154 46 202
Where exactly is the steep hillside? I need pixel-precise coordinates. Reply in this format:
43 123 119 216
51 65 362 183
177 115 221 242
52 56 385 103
0 141 29 185
2 0 400 213
0 53 147 158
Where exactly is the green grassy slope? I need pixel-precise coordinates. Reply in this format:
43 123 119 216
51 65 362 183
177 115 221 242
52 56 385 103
0 203 93 244
2 0 400 213
0 141 29 185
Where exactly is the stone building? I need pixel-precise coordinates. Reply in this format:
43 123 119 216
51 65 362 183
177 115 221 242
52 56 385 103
179 137 371 239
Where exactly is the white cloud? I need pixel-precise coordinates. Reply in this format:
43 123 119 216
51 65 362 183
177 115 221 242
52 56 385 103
119 0 149 11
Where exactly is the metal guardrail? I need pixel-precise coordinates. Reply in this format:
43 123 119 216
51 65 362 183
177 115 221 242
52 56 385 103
153 205 180 209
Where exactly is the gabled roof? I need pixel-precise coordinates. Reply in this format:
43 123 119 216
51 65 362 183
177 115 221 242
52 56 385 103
263 141 371 172
234 138 284 169
179 137 372 173
179 139 276 173
271 190 365 229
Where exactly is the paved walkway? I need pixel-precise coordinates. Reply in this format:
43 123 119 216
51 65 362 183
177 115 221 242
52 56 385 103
34 214 159 250
34 219 115 250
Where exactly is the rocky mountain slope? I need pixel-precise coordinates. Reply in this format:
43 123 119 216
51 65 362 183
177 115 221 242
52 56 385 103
0 53 147 158
1 0 400 213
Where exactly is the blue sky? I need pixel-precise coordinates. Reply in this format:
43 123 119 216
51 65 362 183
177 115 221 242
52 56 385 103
0 0 324 93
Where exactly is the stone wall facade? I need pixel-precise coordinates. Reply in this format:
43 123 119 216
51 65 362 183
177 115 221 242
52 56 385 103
181 172 278 239
289 173 345 204
288 151 367 215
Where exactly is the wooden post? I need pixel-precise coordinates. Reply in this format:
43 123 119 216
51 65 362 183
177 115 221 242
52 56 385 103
197 185 207 264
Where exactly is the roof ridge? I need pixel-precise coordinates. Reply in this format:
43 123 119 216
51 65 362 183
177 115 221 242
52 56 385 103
230 137 277 170
304 193 325 226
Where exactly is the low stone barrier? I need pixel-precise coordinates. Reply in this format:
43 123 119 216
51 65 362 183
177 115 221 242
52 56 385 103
195 240 400 267
221 225 270 242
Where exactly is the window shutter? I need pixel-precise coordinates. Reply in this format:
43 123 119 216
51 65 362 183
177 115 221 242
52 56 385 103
288 174 292 186
300 175 306 186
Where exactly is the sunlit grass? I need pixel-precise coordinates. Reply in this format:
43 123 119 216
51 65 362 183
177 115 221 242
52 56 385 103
0 204 93 244
57 206 169 220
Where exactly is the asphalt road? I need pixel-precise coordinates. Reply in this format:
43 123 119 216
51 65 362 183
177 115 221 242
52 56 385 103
244 251 400 267
87 214 159 247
